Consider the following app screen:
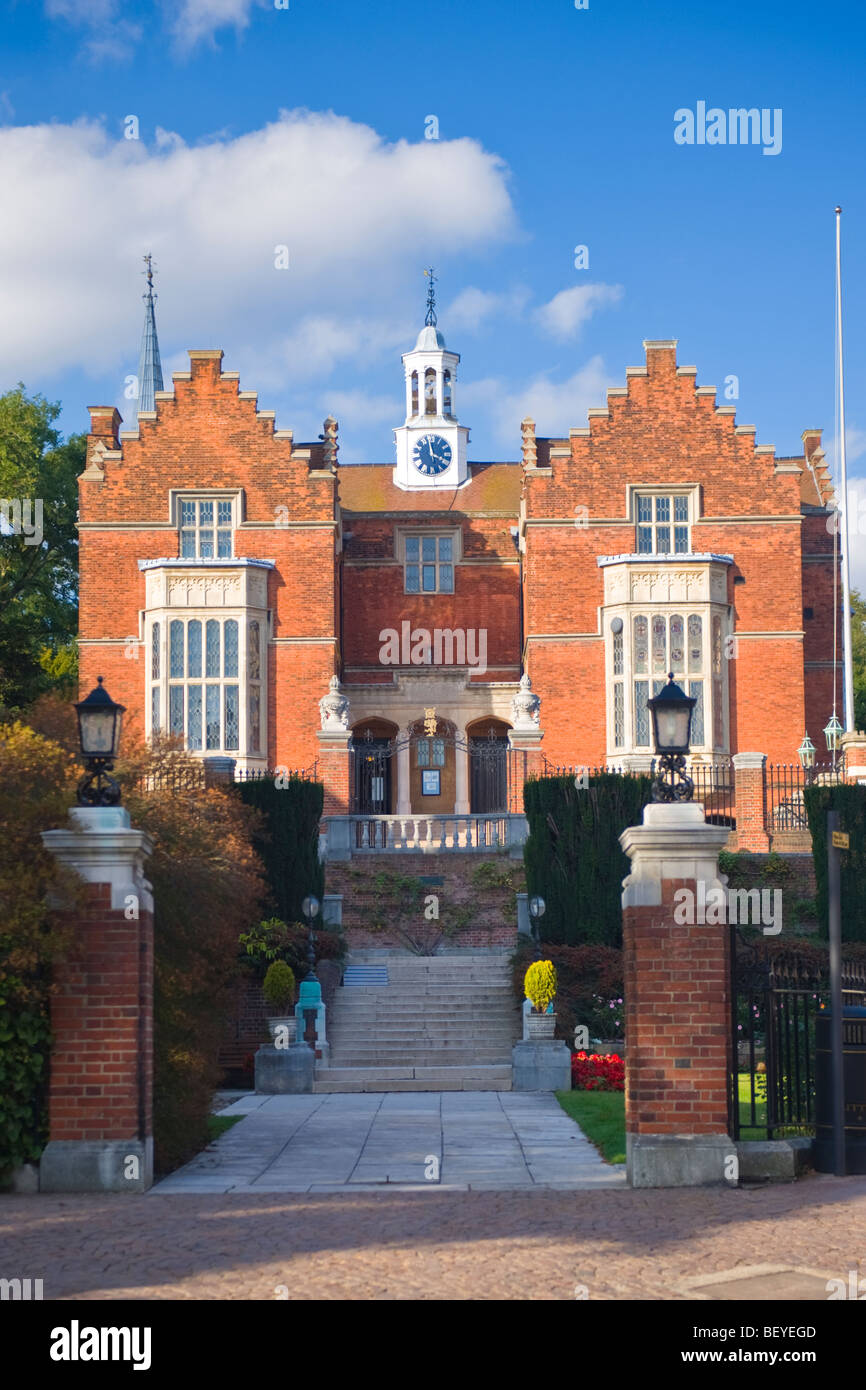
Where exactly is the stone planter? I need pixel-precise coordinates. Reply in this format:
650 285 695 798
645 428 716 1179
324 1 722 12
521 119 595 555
267 1015 297 1045
526 1011 556 1040
590 1039 624 1056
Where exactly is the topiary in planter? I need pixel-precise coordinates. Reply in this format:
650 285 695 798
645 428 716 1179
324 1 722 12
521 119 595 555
263 960 296 1014
524 959 557 1013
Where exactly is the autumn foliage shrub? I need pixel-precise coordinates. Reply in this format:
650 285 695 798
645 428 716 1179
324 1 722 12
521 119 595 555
0 718 81 1179
117 735 268 1173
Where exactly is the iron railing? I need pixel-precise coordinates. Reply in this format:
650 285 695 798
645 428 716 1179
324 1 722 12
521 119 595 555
765 762 845 833
730 934 866 1139
690 759 735 828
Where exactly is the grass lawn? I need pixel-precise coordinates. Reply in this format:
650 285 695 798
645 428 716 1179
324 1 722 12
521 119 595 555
206 1114 244 1142
556 1090 625 1165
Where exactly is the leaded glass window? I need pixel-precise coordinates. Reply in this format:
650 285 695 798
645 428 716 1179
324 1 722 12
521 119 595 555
405 534 455 594
652 615 667 673
633 615 648 674
634 680 650 746
206 684 220 750
224 619 238 678
613 682 624 747
170 620 184 678
187 620 201 678
689 681 704 746
636 494 690 554
224 686 239 751
188 685 202 750
248 622 260 681
206 620 220 678
179 496 233 559
670 615 684 671
151 622 160 679
688 614 702 672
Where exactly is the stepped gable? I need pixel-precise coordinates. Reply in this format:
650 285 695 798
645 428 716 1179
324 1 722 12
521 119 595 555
80 349 337 527
521 339 810 519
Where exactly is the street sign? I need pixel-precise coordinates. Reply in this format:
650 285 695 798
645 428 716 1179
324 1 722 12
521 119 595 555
832 830 850 850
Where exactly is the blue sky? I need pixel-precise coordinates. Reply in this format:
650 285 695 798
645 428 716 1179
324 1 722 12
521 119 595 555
2 0 865 572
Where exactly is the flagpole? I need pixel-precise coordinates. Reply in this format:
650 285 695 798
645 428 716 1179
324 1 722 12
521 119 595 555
835 206 855 732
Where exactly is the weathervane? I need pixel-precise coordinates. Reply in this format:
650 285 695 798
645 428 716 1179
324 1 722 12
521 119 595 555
424 267 437 327
142 253 157 302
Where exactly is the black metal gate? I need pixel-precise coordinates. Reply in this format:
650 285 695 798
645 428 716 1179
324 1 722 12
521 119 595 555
349 728 511 814
353 737 392 814
469 734 508 813
729 928 866 1139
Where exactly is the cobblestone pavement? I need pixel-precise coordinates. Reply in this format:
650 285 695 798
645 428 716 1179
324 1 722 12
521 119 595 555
1 1175 864 1300
151 1091 625 1192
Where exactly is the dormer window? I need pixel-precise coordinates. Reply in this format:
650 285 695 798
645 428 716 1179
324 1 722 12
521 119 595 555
636 494 690 555
180 497 233 559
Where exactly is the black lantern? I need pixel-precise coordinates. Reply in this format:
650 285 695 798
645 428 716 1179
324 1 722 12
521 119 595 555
302 894 321 980
528 894 546 956
648 673 696 803
74 677 125 807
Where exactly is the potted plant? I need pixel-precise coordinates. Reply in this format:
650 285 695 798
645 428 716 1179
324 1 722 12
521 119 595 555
524 959 557 1039
263 960 297 1044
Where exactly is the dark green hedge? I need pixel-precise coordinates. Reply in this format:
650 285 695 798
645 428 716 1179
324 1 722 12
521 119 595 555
523 773 651 947
803 783 866 941
237 776 325 922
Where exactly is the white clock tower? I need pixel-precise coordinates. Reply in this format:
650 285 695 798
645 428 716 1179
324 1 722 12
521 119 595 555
393 270 469 490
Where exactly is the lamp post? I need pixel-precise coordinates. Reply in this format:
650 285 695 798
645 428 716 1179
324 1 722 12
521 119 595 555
797 733 816 783
528 894 546 956
647 673 696 803
74 677 126 807
301 894 320 980
824 713 843 771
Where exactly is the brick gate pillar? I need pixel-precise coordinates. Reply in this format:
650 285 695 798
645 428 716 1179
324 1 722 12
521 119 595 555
620 802 733 1187
841 731 866 784
507 728 544 814
317 725 352 816
732 751 771 852
39 807 154 1192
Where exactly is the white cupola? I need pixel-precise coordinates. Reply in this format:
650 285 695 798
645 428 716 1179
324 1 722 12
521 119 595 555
393 270 470 490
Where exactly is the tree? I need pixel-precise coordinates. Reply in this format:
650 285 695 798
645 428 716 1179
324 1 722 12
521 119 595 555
850 588 866 733
0 386 84 711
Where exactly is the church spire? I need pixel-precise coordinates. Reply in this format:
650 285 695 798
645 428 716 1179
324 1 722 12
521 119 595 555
137 254 164 414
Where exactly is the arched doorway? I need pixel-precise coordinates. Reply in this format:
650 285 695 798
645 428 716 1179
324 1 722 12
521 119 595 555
467 718 511 813
407 716 457 814
351 719 399 814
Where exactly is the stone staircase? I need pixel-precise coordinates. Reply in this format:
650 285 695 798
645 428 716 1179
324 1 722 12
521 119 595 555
315 952 521 1092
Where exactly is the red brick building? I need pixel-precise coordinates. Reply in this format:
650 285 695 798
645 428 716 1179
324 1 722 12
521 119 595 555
78 298 839 820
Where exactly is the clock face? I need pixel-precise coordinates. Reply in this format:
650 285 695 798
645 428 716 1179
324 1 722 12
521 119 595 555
413 433 452 476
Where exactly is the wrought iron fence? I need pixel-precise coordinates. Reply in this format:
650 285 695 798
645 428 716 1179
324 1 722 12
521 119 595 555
765 762 845 833
730 933 866 1139
126 762 318 794
690 759 735 828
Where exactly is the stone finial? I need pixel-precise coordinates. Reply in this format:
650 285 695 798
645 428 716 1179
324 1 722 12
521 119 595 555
319 674 349 730
521 417 537 469
511 672 540 728
322 416 338 470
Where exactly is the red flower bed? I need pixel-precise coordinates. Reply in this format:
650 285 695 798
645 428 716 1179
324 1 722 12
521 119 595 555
571 1050 625 1092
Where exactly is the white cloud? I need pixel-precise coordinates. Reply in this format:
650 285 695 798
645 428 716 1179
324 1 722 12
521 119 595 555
444 285 530 334
170 0 260 51
461 356 614 451
45 0 262 57
0 112 516 391
534 283 624 342
44 0 142 62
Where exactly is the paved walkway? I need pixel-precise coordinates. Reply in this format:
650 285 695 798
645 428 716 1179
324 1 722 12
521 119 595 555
2 1177 864 1300
152 1091 626 1192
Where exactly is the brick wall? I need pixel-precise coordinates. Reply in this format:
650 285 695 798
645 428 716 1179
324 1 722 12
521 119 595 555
623 878 731 1135
326 853 523 950
47 882 153 1144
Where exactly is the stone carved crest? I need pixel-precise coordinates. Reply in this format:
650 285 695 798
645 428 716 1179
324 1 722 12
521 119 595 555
319 675 350 730
511 673 540 728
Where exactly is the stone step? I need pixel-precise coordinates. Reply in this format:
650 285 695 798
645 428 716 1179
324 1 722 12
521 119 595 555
314 1064 513 1093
